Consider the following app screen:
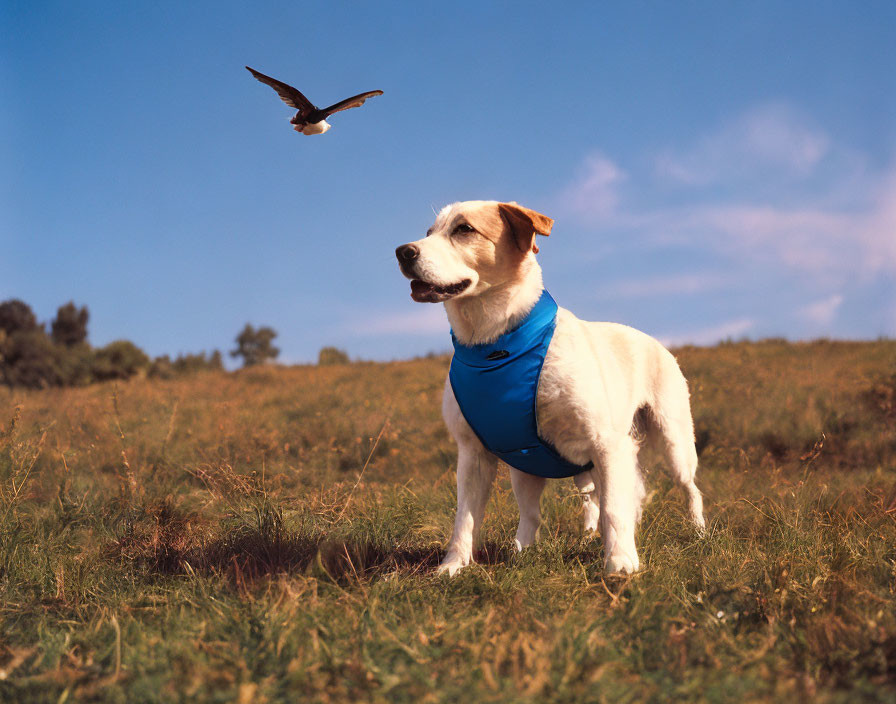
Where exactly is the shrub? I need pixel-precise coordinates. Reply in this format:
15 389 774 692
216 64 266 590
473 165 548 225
57 343 96 386
92 340 150 381
318 346 350 365
149 351 224 379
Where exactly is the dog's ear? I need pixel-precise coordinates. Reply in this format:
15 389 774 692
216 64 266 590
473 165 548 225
498 202 554 254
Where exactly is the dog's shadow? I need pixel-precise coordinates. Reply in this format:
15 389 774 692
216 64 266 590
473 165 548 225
107 505 608 586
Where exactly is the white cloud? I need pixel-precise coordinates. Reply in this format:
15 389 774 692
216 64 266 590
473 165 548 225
553 106 896 284
655 103 830 185
658 317 755 347
549 103 896 341
652 170 896 279
800 294 844 326
556 152 624 222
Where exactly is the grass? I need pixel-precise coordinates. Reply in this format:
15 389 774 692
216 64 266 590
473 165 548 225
0 339 894 702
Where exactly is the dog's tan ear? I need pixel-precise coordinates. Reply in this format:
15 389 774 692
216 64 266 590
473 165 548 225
498 202 554 254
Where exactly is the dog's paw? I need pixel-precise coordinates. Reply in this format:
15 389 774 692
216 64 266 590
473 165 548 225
583 503 600 534
514 537 535 552
514 529 539 551
605 552 639 574
436 555 470 577
692 514 707 536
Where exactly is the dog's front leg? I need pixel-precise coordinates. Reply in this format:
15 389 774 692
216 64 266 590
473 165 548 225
595 435 645 574
438 444 498 576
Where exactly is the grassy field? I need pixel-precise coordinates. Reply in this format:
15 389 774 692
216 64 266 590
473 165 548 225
1 339 895 702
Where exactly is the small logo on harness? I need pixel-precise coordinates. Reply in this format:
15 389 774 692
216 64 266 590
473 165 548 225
486 350 510 361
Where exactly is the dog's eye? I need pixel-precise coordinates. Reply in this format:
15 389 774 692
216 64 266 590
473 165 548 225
453 223 475 235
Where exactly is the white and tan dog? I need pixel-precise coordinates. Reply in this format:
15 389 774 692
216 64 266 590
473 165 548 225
395 200 705 575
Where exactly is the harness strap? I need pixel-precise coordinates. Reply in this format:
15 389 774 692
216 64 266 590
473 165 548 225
449 289 593 478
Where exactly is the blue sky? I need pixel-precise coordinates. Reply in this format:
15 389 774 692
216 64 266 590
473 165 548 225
2 2 894 364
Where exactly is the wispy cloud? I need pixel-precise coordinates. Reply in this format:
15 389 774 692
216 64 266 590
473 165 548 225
556 152 625 222
800 294 844 326
655 103 830 185
648 170 896 279
551 102 896 342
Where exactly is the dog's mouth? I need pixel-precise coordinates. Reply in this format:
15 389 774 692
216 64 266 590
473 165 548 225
410 278 472 303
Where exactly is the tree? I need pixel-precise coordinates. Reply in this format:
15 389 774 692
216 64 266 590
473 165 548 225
0 329 64 388
0 300 60 387
318 346 350 365
51 301 89 346
0 299 39 336
231 324 279 367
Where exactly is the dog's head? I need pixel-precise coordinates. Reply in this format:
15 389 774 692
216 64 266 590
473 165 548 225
395 200 553 303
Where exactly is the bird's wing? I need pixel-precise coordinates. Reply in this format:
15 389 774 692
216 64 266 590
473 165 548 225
245 66 315 116
319 90 384 117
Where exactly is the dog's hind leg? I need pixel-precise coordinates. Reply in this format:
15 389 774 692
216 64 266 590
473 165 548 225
438 445 498 576
662 424 705 532
649 365 706 532
573 469 600 533
510 468 546 550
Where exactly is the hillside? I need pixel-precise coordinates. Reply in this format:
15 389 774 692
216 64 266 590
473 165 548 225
1 339 895 702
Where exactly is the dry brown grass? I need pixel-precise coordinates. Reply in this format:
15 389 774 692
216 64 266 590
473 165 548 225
0 340 894 702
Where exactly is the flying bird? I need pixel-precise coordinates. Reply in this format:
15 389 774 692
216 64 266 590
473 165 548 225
246 66 383 135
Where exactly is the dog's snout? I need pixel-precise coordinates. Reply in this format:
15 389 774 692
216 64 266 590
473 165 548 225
395 244 420 263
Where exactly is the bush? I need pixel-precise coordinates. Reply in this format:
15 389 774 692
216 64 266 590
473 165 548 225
318 347 350 365
92 340 150 381
57 343 96 386
149 351 224 379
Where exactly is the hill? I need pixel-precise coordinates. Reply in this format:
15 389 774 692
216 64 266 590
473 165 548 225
1 339 894 702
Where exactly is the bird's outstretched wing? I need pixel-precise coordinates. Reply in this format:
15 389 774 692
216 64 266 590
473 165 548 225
319 90 384 117
246 66 315 117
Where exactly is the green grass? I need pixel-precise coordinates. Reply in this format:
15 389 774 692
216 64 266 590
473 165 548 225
1 340 895 702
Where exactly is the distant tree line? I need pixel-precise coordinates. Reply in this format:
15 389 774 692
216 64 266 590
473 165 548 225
0 299 226 389
0 298 362 388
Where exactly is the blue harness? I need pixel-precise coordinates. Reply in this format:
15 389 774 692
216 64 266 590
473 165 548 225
449 289 594 478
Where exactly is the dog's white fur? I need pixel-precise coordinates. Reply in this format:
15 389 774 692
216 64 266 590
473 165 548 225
397 200 705 575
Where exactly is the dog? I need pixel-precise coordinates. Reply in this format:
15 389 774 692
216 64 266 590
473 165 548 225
395 200 705 575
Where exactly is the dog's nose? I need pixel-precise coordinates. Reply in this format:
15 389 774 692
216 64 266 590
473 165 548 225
395 244 420 262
